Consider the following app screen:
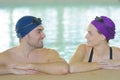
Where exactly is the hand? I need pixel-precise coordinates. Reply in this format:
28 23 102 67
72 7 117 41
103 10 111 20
101 65 120 69
99 60 120 69
8 63 33 70
9 68 39 74
99 60 120 66
8 63 39 74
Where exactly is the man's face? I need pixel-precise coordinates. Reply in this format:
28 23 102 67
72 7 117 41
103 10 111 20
27 25 46 48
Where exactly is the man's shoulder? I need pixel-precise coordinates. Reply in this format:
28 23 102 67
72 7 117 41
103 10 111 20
31 48 58 54
0 48 14 63
30 48 60 60
0 47 16 54
0 50 11 56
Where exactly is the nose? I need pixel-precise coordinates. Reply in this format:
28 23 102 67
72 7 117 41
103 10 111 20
85 33 88 39
41 32 46 39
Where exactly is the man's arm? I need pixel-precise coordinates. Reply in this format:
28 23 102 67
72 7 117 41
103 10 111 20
10 49 69 75
31 49 68 74
0 52 39 75
30 60 68 74
0 53 11 74
0 65 11 75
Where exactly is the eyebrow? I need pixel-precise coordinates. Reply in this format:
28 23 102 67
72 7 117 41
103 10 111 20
38 27 44 31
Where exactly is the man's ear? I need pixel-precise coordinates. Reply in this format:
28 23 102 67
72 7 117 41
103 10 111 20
22 34 29 41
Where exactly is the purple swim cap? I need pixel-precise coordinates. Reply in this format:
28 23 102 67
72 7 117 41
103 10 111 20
91 16 115 41
16 16 42 39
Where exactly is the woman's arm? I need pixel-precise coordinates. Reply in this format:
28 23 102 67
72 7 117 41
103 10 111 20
69 44 102 73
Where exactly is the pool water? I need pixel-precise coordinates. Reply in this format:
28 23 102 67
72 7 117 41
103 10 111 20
0 4 120 62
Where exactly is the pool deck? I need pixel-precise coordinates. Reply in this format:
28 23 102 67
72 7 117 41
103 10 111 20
0 69 119 80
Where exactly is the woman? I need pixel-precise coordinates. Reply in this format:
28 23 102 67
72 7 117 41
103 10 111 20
69 16 120 73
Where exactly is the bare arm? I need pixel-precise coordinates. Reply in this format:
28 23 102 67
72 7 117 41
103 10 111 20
0 53 11 74
0 52 39 75
69 62 101 72
69 44 101 73
30 61 68 74
11 49 68 75
0 65 37 75
0 65 11 75
31 50 68 74
99 47 120 69
9 61 68 75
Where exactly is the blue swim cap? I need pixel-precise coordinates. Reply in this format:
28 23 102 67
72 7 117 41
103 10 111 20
15 16 42 39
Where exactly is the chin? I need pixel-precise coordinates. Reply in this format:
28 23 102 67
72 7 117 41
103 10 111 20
36 45 43 48
39 44 44 48
38 42 43 48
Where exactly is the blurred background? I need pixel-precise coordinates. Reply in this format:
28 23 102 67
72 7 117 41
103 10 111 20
0 0 120 62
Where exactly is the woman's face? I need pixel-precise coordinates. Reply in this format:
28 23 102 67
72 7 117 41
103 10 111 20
85 24 105 47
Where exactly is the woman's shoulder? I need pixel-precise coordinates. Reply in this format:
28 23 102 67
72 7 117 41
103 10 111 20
111 46 120 51
75 44 92 56
111 46 120 59
78 44 92 50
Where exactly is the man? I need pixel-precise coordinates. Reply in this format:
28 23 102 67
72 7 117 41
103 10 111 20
0 16 68 75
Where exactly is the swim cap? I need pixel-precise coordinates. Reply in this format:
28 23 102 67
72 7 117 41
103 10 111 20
15 16 42 39
91 16 115 41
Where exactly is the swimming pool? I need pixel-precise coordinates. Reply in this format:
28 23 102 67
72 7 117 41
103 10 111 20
0 4 120 62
